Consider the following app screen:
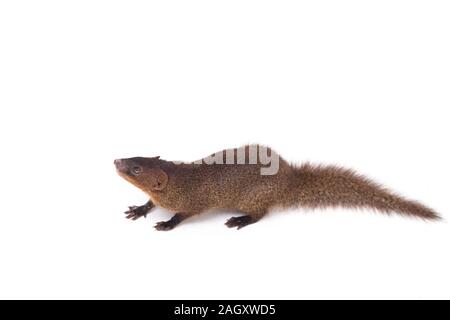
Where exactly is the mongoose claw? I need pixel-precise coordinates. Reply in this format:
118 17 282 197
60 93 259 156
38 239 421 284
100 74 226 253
124 205 148 220
225 216 255 230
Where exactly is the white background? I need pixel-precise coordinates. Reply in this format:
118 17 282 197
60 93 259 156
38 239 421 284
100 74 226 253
0 1 449 299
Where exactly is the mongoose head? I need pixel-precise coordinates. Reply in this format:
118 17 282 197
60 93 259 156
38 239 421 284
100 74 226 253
114 157 169 193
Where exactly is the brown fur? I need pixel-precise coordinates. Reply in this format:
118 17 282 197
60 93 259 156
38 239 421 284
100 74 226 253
115 145 440 231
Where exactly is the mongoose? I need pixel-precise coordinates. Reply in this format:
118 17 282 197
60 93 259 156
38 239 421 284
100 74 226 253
114 145 439 231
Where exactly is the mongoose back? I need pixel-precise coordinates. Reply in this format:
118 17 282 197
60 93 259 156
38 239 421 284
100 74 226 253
114 145 439 231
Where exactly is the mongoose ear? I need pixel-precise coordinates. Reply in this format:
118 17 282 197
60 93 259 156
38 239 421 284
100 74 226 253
152 169 168 191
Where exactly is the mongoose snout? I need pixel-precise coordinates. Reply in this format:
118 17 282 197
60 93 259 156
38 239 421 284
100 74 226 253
114 158 144 176
114 159 126 172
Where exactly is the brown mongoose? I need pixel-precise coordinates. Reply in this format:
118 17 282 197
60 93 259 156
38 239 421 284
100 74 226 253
114 145 440 231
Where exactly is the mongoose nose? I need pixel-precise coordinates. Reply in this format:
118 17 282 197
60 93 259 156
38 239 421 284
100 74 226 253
114 159 122 167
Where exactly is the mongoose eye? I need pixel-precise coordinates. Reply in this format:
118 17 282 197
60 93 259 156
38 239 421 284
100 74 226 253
131 166 143 175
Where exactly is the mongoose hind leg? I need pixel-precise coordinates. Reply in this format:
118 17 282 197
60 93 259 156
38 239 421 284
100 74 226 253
226 190 272 229
124 200 155 220
154 213 191 231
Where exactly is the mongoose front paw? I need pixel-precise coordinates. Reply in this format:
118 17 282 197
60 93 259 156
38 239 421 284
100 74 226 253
225 216 255 230
124 205 149 220
154 221 176 231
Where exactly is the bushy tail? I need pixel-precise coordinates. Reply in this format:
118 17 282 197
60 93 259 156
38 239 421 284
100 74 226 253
288 163 440 220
